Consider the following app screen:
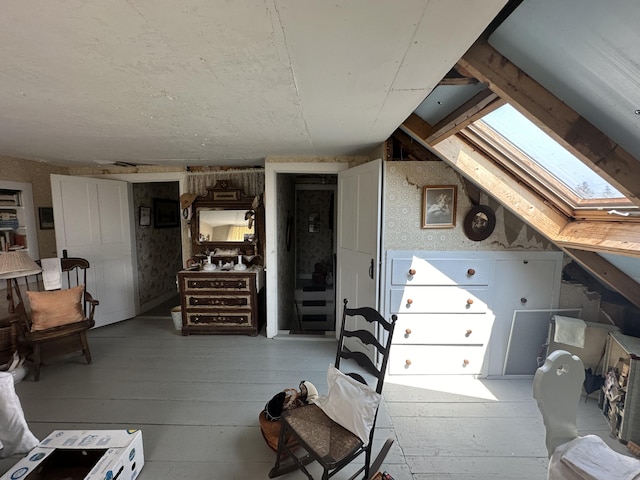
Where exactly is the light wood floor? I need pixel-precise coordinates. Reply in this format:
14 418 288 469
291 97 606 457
0 316 630 479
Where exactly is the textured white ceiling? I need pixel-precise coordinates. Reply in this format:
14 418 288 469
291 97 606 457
0 0 506 167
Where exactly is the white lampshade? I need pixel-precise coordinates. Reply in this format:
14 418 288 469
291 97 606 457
0 251 42 279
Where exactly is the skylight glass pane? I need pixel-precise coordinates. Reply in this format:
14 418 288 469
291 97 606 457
482 104 624 201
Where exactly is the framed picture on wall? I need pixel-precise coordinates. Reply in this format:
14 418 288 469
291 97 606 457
139 206 151 226
422 185 457 228
38 207 55 230
153 198 179 228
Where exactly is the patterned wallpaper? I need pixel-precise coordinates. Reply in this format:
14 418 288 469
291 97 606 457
295 189 334 276
383 161 556 252
0 156 68 258
133 182 183 309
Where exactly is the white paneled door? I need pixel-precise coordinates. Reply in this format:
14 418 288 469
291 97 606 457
51 174 136 327
337 159 382 358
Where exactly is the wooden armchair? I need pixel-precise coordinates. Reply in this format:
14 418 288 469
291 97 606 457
9 257 99 381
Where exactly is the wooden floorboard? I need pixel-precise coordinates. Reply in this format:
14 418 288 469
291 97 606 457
0 315 633 479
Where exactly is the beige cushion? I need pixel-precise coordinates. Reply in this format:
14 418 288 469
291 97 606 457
27 285 85 332
312 364 381 445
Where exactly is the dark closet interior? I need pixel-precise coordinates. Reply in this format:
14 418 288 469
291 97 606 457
288 175 337 334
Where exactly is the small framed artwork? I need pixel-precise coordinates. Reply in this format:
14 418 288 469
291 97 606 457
139 206 151 226
463 205 496 241
422 185 457 228
153 198 180 228
38 207 55 230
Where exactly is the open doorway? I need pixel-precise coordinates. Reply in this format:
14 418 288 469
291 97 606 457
291 177 337 334
132 181 183 316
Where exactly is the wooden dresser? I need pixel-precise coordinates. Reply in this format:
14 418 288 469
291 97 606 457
177 267 264 336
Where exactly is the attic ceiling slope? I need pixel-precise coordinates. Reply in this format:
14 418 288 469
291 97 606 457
458 41 640 205
0 0 506 167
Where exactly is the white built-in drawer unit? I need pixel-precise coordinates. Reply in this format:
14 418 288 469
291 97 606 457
384 251 563 377
385 253 492 376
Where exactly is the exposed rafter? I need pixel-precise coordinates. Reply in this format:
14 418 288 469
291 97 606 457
458 40 640 206
432 134 569 240
391 129 442 162
402 89 503 147
426 89 504 145
564 249 640 310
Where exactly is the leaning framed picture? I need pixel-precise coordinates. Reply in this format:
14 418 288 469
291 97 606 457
422 185 457 228
153 198 179 228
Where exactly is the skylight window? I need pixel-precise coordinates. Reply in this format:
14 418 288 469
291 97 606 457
478 104 628 209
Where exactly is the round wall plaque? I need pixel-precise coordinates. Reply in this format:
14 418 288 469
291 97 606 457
463 205 496 241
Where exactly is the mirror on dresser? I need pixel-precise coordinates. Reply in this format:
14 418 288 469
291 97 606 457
179 180 265 336
189 180 263 265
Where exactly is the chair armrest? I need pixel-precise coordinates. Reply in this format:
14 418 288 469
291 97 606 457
83 291 100 320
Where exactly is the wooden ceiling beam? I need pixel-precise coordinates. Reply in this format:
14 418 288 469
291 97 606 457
459 39 640 205
564 248 640 310
433 135 569 239
426 90 504 145
402 113 433 141
554 221 640 255
391 129 442 162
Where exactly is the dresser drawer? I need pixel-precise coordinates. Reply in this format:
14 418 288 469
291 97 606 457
185 311 253 328
389 345 485 375
388 286 489 314
390 258 491 286
183 276 252 292
185 293 251 308
393 313 491 345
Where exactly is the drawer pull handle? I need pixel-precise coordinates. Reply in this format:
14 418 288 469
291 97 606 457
466 298 474 305
467 268 476 276
463 359 470 366
465 329 472 337
405 328 412 335
520 297 527 304
406 298 413 305
408 268 416 276
405 359 412 366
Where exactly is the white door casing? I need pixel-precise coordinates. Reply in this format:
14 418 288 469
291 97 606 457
51 174 136 328
337 159 382 356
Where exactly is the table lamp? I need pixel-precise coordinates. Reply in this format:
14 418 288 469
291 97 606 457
0 251 42 313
